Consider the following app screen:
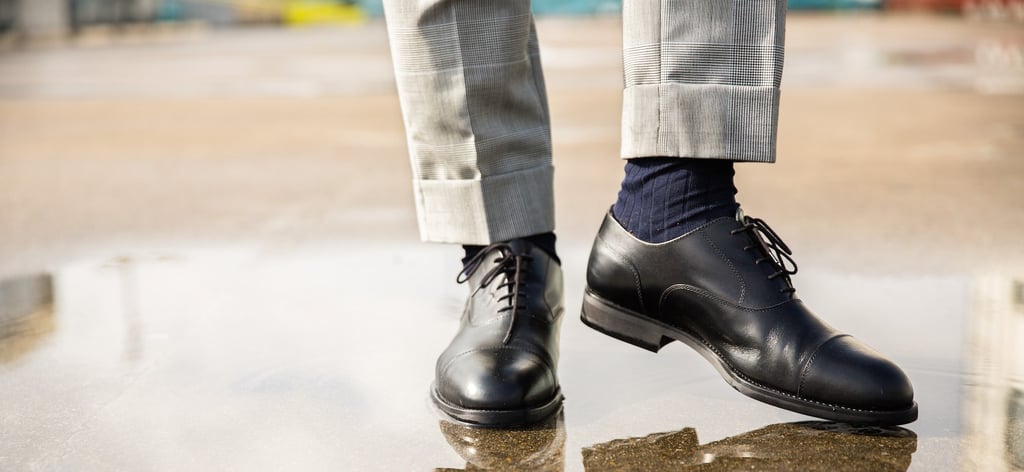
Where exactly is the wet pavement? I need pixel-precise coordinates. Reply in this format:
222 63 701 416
1 14 1023 471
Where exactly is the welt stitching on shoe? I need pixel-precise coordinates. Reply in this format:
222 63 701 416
700 229 745 304
597 235 646 312
797 334 850 397
655 288 886 414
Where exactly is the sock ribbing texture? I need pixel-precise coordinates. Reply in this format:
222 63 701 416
612 157 738 243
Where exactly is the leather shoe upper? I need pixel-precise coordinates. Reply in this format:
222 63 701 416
435 240 564 411
586 209 914 411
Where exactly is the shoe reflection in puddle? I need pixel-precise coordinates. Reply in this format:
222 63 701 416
582 422 917 471
435 413 565 471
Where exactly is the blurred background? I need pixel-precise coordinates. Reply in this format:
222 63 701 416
1 0 1022 40
1 1 1022 471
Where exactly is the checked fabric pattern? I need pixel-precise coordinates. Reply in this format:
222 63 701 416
622 0 787 162
383 0 787 244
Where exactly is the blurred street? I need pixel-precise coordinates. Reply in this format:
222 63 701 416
1 12 1023 471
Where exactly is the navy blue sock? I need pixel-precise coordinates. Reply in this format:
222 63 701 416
462 232 560 267
612 157 738 243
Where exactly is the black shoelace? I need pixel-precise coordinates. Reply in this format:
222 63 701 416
456 243 532 344
730 214 799 294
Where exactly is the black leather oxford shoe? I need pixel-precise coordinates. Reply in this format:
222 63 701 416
582 208 917 425
432 240 564 427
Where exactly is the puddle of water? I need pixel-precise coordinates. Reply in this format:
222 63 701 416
0 244 1020 470
438 414 566 471
438 415 920 471
582 421 917 472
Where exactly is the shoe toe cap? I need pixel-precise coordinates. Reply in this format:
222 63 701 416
437 348 557 411
800 335 915 411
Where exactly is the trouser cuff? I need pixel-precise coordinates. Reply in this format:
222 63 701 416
622 83 780 163
413 165 555 244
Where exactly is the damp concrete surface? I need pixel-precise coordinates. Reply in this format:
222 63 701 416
1 13 1023 471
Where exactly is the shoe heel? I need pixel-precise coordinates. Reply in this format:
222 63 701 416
581 289 670 353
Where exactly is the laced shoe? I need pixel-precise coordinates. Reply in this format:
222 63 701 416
432 240 564 426
581 208 917 425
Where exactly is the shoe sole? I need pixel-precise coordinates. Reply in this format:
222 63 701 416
580 288 918 426
430 384 564 428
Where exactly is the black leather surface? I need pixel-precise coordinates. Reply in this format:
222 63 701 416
586 210 915 412
435 240 564 412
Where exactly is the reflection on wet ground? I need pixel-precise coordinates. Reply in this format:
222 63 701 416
582 422 917 472
438 414 566 471
0 248 1019 470
963 277 1024 471
0 14 1022 472
437 414 919 472
0 274 55 363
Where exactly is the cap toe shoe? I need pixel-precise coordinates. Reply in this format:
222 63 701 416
798 335 915 412
582 210 917 425
432 240 564 427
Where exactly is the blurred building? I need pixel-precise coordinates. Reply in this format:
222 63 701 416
0 0 359 39
5 0 1019 42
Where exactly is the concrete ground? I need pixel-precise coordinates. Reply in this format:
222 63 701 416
0 13 1022 471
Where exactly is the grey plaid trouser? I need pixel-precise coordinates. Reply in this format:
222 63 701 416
383 1 787 244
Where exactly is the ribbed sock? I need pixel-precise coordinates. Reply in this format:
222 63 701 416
462 232 560 267
612 157 738 243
